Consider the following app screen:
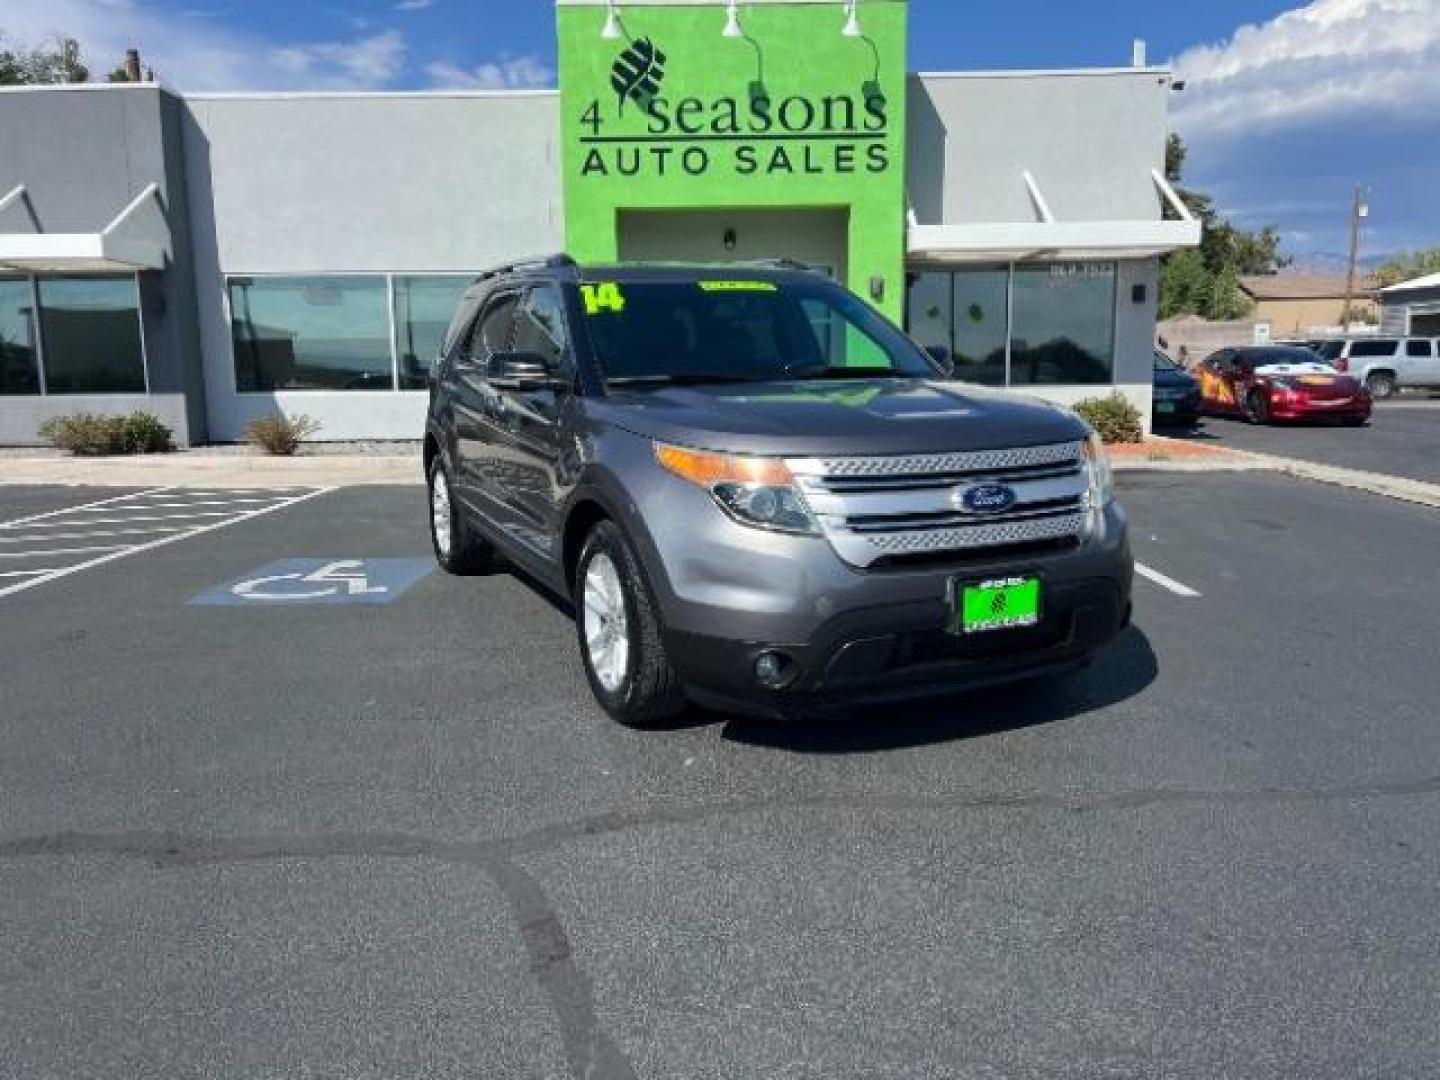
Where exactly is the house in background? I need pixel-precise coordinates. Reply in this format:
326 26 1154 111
1379 273 1440 336
1239 274 1378 335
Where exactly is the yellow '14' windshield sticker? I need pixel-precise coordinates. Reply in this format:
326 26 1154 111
580 283 626 315
697 281 778 293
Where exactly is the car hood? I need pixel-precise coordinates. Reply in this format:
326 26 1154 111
587 378 1089 456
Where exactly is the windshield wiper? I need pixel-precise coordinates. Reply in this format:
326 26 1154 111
606 373 771 387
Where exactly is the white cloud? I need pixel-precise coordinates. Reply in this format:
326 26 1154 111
0 0 408 90
395 0 432 11
425 54 553 91
1171 0 1440 136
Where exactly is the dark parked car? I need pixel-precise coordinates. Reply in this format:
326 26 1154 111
1151 349 1201 426
423 256 1132 724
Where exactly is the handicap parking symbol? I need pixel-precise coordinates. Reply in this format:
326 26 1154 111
189 558 434 607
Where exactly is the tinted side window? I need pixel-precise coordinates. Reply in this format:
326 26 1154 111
463 295 517 365
512 286 570 369
1350 339 1398 357
1405 339 1432 357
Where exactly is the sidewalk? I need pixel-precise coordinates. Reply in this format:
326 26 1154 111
4 439 1439 511
0 448 422 488
2 436 1249 488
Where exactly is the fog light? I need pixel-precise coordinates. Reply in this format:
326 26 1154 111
754 650 793 689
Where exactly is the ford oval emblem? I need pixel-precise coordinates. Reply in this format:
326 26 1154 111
958 483 1018 514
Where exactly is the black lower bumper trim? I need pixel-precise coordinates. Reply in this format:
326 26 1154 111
667 577 1126 719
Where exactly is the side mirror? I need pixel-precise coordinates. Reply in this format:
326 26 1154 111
487 351 561 390
924 344 955 376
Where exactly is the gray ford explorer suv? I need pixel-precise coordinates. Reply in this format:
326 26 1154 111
423 256 1132 725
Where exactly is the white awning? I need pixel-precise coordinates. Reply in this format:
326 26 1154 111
0 183 171 273
908 169 1201 263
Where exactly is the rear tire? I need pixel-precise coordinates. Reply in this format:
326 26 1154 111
1365 371 1396 399
575 520 687 727
428 456 493 575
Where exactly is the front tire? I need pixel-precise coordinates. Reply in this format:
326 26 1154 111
575 520 687 727
1244 389 1270 425
428 456 492 575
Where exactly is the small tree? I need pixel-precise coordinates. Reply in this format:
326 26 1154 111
0 35 91 85
1159 247 1208 319
1339 302 1377 327
1375 248 1440 288
1203 261 1252 321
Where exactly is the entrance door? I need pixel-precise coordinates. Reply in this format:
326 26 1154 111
617 208 848 282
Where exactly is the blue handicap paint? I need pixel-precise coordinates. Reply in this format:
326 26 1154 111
189 558 434 607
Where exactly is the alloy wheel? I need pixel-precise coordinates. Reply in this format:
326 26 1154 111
583 553 630 693
431 469 453 559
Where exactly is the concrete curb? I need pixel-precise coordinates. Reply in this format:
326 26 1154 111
1229 453 1440 511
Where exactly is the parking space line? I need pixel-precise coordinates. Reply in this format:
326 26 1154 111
0 526 189 543
69 499 291 512
0 569 57 579
1135 562 1202 598
16 511 246 526
0 487 336 600
88 501 290 512
0 545 126 559
0 487 170 530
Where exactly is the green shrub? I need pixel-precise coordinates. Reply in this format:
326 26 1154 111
1072 392 1145 445
118 412 174 453
246 413 322 456
38 411 173 455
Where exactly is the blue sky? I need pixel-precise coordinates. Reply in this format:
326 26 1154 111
4 0 1437 260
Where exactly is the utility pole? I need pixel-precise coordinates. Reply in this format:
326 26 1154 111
1340 184 1369 330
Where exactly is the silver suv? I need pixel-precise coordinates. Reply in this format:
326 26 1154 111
423 258 1132 724
1314 338 1440 398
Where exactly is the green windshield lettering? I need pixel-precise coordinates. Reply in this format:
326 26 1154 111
580 283 627 315
697 281 779 293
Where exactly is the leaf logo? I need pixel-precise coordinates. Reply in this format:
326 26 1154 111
611 37 667 114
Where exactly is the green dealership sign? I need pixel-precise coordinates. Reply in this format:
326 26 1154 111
558 0 908 318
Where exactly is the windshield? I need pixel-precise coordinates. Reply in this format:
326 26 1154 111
576 277 937 385
1154 350 1181 371
1314 341 1343 360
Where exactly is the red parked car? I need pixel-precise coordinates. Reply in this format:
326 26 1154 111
1197 346 1372 425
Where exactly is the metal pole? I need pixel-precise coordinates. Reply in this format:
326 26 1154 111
1341 184 1362 331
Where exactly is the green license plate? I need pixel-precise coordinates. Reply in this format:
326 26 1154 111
956 576 1042 634
1156 401 1176 414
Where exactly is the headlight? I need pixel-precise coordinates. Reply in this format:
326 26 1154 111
1081 432 1113 509
655 442 819 535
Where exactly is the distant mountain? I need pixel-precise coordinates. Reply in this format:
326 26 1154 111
1282 252 1394 275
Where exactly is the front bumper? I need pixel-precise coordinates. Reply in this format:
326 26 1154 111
1267 396 1372 421
642 484 1133 718
1152 395 1201 425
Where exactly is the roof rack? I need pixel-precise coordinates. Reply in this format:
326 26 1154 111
472 253 578 284
741 257 823 273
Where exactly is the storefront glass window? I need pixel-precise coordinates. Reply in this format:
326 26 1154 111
0 279 41 395
230 276 391 391
1008 263 1115 386
393 275 472 389
38 277 146 394
950 267 1009 386
905 271 952 356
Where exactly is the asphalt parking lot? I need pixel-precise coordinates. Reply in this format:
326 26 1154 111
2 473 1439 1078
1165 397 1440 484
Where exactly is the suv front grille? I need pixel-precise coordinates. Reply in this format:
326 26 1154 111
788 441 1089 568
